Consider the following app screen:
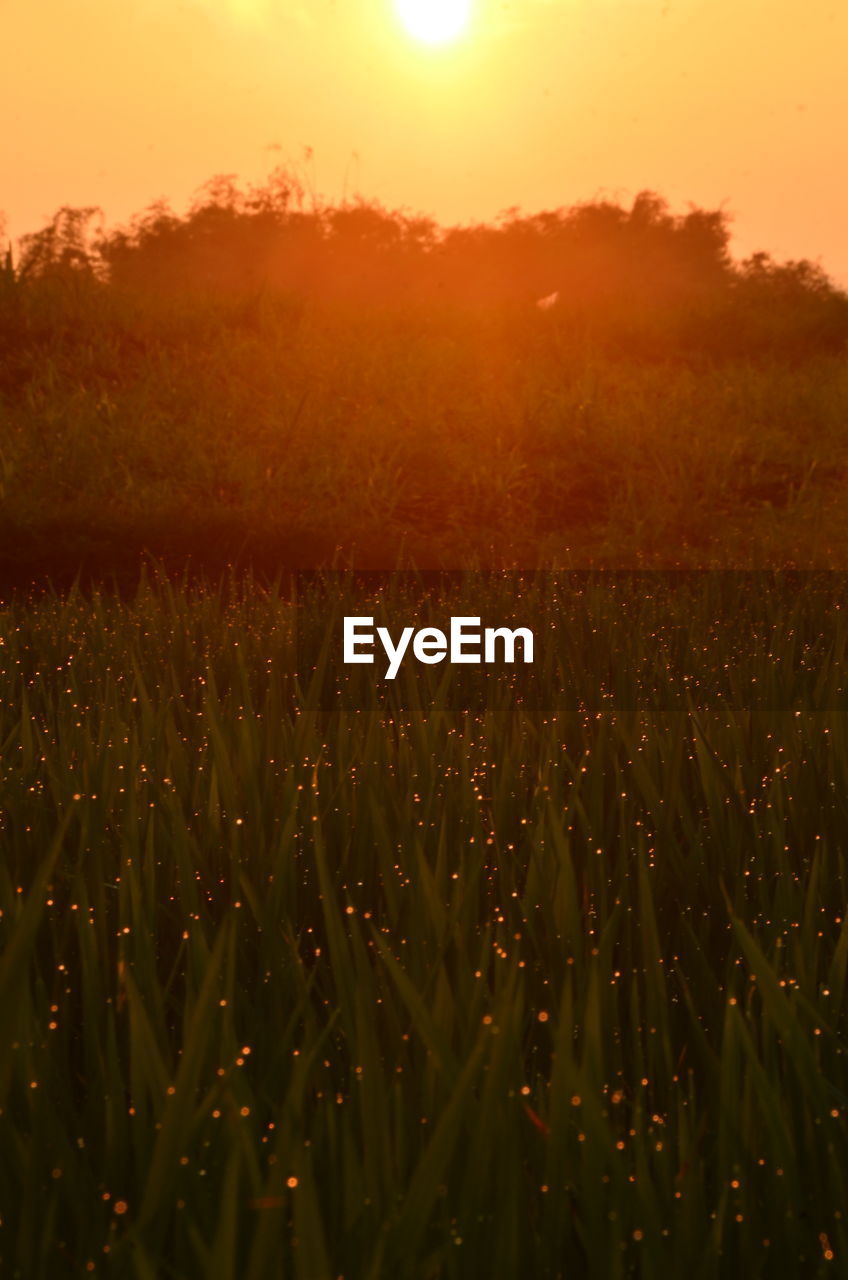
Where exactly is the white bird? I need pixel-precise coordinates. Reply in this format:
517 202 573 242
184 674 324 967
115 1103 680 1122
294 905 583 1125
536 290 559 311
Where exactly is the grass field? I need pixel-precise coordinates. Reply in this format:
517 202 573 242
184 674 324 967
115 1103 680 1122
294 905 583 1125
4 194 848 1276
4 282 848 575
2 570 848 1278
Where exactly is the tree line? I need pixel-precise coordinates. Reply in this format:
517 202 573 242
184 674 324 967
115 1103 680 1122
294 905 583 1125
3 169 848 357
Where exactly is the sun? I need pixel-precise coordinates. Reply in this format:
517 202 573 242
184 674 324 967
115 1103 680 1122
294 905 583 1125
395 0 472 46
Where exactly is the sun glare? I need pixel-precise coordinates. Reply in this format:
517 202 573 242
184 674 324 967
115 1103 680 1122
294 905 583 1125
395 0 472 46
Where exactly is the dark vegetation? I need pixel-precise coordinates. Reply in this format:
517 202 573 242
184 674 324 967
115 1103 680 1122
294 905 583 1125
2 173 848 576
3 572 848 1279
11 175 847 351
4 175 848 1279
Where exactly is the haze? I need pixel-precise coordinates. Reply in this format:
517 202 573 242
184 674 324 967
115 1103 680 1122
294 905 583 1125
3 0 847 279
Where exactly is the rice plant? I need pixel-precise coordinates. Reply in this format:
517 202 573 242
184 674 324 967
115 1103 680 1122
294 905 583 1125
1 570 847 1277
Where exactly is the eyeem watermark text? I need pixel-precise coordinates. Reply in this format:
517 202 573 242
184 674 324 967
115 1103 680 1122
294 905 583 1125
343 616 535 680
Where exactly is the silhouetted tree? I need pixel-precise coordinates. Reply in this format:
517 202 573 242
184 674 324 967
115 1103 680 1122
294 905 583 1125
18 206 103 282
11 175 848 357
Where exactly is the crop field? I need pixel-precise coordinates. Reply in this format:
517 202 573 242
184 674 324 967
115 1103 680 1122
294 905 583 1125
2 571 848 1278
4 189 848 1278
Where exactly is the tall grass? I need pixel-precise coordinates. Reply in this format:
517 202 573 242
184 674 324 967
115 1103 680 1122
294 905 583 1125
3 281 848 571
1 570 847 1277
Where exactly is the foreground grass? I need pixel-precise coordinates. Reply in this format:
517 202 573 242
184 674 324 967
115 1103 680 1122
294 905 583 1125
1 571 848 1278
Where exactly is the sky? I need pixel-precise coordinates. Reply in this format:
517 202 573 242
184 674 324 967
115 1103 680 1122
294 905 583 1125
3 0 848 280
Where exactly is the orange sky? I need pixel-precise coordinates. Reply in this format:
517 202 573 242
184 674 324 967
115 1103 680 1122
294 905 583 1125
3 0 848 280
